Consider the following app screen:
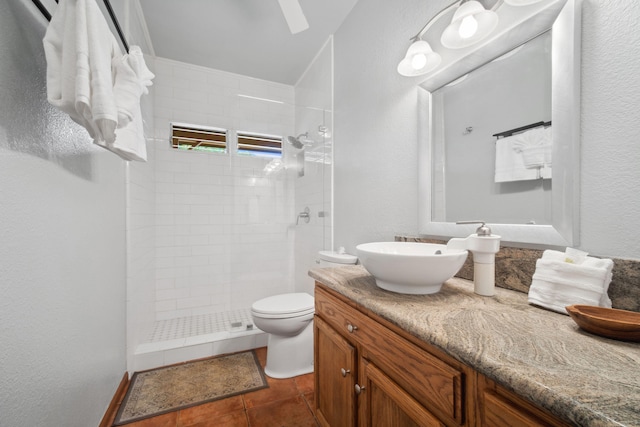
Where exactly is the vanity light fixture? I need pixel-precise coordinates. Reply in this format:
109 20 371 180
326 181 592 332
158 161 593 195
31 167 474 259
440 0 499 49
397 38 442 76
397 0 500 77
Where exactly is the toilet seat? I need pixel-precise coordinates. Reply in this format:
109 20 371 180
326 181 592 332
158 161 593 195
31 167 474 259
251 293 314 319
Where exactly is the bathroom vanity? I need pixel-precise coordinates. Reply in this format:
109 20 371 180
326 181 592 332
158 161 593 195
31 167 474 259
311 266 639 427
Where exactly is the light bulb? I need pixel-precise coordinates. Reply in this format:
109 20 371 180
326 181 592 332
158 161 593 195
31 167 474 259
459 15 478 39
411 53 428 70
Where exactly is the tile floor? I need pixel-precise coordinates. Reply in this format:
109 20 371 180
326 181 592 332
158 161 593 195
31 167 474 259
109 347 318 427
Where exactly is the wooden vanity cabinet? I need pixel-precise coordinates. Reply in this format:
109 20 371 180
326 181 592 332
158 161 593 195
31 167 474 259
314 283 571 427
314 284 471 427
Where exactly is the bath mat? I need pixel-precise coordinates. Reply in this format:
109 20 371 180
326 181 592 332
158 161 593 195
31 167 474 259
113 350 268 425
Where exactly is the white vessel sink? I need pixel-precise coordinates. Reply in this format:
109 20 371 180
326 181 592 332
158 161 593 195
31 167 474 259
356 242 468 295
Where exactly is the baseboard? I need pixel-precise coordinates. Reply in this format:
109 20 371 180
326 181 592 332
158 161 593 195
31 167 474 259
99 372 129 427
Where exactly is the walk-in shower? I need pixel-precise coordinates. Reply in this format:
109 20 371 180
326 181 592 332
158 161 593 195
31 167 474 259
128 100 333 372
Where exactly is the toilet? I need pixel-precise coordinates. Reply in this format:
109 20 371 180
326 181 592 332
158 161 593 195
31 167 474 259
251 249 358 378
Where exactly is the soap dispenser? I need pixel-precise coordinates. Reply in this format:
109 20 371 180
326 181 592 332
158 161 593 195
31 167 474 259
446 221 501 296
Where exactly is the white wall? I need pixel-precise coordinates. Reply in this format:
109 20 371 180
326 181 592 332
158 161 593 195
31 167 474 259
333 0 428 253
0 2 127 426
147 58 296 320
333 0 640 260
294 38 334 295
580 0 640 259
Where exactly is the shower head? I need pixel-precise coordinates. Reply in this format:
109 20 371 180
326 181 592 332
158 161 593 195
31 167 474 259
287 135 304 149
286 132 309 149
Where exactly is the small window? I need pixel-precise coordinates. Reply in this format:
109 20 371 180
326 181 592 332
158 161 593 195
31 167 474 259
237 132 282 158
171 123 227 153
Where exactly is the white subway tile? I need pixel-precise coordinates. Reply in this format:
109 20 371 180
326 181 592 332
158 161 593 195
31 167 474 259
156 308 192 321
144 55 305 324
177 296 210 310
157 288 190 301
156 278 176 290
155 299 176 312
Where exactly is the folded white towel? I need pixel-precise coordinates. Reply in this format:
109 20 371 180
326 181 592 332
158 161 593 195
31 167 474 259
495 134 540 183
44 0 123 144
528 250 614 314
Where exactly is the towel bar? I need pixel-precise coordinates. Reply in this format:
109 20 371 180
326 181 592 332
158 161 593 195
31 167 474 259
32 0 130 53
493 120 551 139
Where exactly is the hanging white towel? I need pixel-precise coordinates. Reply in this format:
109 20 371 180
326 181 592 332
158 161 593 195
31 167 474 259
528 249 614 314
97 100 147 161
494 134 539 182
96 46 154 161
43 0 123 144
112 46 155 129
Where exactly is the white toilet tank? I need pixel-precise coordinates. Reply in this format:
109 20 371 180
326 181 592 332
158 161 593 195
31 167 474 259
317 248 358 267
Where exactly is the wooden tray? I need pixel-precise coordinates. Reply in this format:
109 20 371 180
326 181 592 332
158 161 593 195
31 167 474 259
565 305 640 342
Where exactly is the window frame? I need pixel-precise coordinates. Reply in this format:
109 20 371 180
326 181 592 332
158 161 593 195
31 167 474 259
170 122 228 154
236 131 283 158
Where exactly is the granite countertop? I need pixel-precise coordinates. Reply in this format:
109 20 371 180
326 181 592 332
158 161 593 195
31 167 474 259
309 265 640 427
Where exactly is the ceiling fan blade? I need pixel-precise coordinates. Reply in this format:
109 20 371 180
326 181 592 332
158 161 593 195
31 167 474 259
277 0 309 34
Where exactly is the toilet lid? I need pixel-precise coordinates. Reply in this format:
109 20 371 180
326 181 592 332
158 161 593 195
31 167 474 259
318 250 358 264
251 293 314 316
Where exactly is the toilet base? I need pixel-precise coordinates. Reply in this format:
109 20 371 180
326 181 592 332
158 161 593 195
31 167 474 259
264 319 314 379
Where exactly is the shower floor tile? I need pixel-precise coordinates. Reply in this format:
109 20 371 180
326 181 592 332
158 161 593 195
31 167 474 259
145 308 256 343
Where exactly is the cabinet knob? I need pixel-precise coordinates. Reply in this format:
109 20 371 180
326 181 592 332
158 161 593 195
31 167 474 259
341 368 351 377
347 324 358 333
355 384 365 395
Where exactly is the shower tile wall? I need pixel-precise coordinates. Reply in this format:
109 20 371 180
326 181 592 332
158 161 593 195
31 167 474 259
150 58 296 321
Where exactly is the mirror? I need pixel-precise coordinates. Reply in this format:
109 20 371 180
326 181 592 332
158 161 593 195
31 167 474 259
417 0 581 246
432 31 552 226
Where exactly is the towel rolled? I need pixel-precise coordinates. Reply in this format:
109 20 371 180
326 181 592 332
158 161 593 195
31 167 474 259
528 249 614 314
512 127 553 170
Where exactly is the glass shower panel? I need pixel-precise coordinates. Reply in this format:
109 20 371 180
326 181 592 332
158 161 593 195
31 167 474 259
292 104 330 295
228 152 295 311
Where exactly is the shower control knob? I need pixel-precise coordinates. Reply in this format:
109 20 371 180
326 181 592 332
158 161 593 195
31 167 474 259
347 324 358 333
341 368 350 377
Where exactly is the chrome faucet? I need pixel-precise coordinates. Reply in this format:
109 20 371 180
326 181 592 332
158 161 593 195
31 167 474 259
296 207 310 225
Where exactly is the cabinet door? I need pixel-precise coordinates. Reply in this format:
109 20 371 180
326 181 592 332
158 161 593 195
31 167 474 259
358 358 445 427
315 315 357 427
478 375 571 427
482 391 551 427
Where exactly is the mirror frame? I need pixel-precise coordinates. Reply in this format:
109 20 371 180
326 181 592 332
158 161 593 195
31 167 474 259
417 0 581 247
